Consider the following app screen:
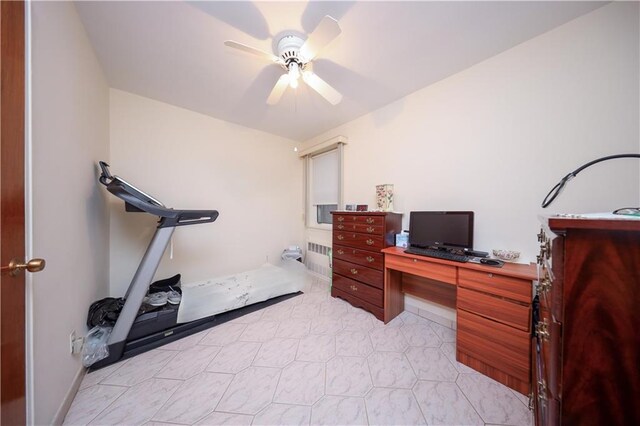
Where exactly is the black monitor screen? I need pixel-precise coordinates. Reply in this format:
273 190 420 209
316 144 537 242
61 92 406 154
408 211 474 250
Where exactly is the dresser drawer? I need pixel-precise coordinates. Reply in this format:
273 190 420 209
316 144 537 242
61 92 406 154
457 309 530 382
333 214 384 226
333 274 383 307
334 222 383 235
334 259 383 289
458 268 531 304
331 287 384 321
333 244 384 270
457 286 531 332
384 253 457 285
333 231 383 250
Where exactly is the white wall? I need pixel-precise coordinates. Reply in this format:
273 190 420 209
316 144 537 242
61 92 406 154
302 2 640 266
30 2 110 424
109 90 304 295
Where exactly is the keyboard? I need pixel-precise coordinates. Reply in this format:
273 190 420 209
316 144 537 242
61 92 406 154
404 247 470 263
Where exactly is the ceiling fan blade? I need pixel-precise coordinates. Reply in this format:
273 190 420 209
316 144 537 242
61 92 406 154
299 15 341 62
224 40 283 64
267 74 290 105
302 71 342 105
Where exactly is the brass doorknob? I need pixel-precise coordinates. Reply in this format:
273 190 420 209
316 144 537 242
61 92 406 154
2 258 46 277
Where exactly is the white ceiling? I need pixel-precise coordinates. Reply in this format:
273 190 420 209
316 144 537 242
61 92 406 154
75 1 606 141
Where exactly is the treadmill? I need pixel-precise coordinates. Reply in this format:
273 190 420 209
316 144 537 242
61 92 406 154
92 162 298 369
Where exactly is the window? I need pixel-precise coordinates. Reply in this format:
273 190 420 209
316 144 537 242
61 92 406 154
304 140 345 228
316 204 337 225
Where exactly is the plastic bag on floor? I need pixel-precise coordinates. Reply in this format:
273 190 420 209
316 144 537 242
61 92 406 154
82 326 112 367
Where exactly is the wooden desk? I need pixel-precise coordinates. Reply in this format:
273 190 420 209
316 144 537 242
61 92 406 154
382 246 537 394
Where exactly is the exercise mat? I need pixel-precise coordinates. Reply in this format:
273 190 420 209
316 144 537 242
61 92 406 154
177 259 310 323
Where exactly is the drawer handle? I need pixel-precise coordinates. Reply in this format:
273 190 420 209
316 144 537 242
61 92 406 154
337 249 344 255
535 319 550 341
366 226 375 233
366 217 374 224
350 285 358 291
536 275 552 295
539 239 551 260
337 224 344 230
537 228 546 243
337 216 344 222
537 379 548 406
337 235 344 240
366 256 375 263
366 239 374 246
350 268 359 275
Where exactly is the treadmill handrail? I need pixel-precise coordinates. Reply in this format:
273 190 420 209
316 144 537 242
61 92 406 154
107 180 219 227
98 161 218 228
106 180 177 218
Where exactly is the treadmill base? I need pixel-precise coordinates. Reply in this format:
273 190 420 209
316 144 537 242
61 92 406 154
89 291 302 371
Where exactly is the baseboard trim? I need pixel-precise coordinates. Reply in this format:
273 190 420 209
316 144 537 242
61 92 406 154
405 296 457 329
51 365 85 425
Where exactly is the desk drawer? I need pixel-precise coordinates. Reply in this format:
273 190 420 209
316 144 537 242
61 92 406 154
334 214 384 226
334 244 383 270
385 254 457 285
458 268 531 304
334 259 383 289
457 286 531 332
333 274 383 307
333 231 383 250
457 309 530 382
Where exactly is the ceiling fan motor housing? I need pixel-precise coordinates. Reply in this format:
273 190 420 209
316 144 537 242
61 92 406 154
224 15 342 105
277 35 305 67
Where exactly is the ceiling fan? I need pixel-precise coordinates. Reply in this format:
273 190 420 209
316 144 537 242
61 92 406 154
224 15 343 106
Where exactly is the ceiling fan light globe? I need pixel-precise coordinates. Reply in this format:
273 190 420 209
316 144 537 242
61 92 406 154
288 62 301 89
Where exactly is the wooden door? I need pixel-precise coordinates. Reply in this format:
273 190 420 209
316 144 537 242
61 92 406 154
0 1 27 424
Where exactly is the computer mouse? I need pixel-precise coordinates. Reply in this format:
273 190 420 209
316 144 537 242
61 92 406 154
480 258 502 266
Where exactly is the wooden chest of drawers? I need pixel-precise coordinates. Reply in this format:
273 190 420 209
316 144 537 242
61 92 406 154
532 217 640 426
331 211 402 321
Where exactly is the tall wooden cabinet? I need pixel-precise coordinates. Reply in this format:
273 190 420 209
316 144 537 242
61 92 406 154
330 211 402 321
533 216 640 425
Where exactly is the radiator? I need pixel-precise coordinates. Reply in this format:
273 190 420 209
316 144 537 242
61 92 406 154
304 241 332 281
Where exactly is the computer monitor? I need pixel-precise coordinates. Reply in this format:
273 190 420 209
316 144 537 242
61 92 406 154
408 211 474 250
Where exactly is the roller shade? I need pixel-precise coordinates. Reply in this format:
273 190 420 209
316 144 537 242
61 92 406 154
311 149 338 205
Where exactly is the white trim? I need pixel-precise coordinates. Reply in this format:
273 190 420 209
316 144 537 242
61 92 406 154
297 135 347 157
50 365 85 426
303 155 308 226
338 142 344 210
404 295 456 329
25 2 35 424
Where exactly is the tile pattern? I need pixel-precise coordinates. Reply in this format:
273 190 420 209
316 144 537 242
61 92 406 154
65 277 532 425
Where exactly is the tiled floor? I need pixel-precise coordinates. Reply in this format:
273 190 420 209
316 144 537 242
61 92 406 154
65 277 533 425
